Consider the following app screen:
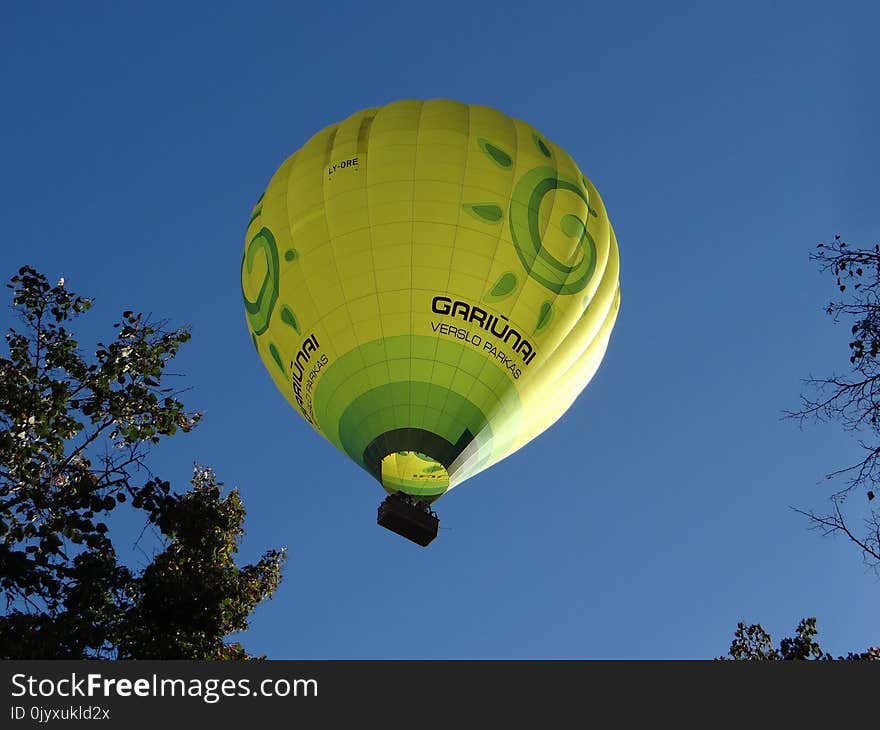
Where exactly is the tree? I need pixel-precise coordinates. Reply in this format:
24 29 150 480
0 266 285 659
721 237 880 660
720 617 879 661
786 236 880 571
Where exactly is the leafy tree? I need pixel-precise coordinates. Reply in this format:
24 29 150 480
786 236 880 570
0 266 285 659
720 617 879 661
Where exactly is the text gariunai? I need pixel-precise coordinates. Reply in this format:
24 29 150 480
291 334 328 426
431 295 537 380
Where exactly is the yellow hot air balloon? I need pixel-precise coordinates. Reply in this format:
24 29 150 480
242 99 620 545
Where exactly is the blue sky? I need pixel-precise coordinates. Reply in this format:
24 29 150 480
2 1 877 658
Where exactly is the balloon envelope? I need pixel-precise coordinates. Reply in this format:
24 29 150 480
242 99 620 503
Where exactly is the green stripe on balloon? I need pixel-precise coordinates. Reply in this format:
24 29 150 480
485 271 518 302
248 192 264 226
280 305 300 334
508 167 597 295
313 336 521 482
581 177 599 217
533 134 552 158
269 343 285 375
241 227 279 335
463 203 503 224
535 301 553 334
561 214 586 239
477 138 513 169
337 382 489 465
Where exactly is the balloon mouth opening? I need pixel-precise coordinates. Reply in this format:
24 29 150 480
380 451 450 500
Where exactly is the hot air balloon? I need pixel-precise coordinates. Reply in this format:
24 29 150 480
241 99 620 545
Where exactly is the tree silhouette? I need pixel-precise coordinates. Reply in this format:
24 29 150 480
0 267 285 658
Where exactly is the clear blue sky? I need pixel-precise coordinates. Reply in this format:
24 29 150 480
2 1 877 658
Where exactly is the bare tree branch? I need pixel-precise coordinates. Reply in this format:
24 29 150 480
787 237 880 570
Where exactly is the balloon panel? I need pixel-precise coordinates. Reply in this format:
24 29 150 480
242 99 620 502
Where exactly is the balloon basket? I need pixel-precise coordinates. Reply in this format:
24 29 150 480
377 493 439 547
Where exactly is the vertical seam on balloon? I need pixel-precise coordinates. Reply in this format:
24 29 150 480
526 168 569 410
451 109 516 484
281 138 336 434
533 177 614 398
409 101 424 445
529 238 619 431
380 101 424 474
538 292 618 428
496 124 566 404
322 128 338 171
361 106 393 479
376 104 420 476
488 117 533 322
525 148 594 396
536 134 555 248
561 235 620 390
453 108 522 483
314 114 382 445
462 117 549 480
558 285 619 388
472 116 535 462
428 101 473 486
320 117 366 446
447 107 513 485
548 160 604 337
500 121 548 352
533 139 574 376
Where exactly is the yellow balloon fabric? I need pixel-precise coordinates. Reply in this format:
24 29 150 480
242 99 620 502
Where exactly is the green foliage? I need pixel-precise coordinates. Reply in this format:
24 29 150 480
118 467 285 660
0 266 285 659
720 617 879 661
